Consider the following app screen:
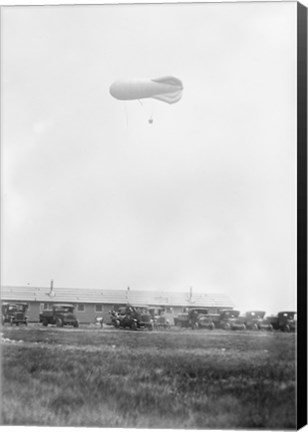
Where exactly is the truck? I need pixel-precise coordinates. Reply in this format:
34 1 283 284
218 309 246 330
1 302 28 326
188 308 215 330
111 304 154 330
267 311 296 332
240 311 273 330
39 304 79 328
174 312 190 328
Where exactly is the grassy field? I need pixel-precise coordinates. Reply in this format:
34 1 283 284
1 325 296 429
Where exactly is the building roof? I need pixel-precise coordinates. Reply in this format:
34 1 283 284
0 285 234 309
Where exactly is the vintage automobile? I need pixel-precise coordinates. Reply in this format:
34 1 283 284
268 311 297 332
111 305 154 330
188 308 215 330
241 311 273 330
39 304 79 328
174 312 190 328
218 309 246 330
2 302 28 326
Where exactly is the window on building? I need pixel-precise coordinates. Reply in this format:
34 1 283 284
95 304 103 312
41 303 52 311
77 304 85 312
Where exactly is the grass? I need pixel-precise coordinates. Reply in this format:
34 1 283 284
1 325 296 428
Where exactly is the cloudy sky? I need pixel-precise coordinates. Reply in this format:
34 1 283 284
1 2 297 314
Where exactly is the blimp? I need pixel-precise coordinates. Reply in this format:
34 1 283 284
109 76 183 104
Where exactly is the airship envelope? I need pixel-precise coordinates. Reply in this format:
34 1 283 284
109 76 183 104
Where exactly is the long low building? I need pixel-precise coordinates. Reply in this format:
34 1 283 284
1 285 235 324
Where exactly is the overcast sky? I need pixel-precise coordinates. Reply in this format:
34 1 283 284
1 2 297 314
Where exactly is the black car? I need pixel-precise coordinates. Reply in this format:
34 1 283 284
188 308 216 330
2 302 28 326
111 305 154 330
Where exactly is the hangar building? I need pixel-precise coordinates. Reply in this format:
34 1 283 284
1 285 234 324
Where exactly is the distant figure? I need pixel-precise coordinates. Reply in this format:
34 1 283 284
95 316 103 328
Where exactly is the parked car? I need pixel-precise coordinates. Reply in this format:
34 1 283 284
1 302 28 326
218 310 246 330
111 305 154 330
174 312 190 328
268 311 296 332
39 304 79 328
240 311 273 330
188 308 215 329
